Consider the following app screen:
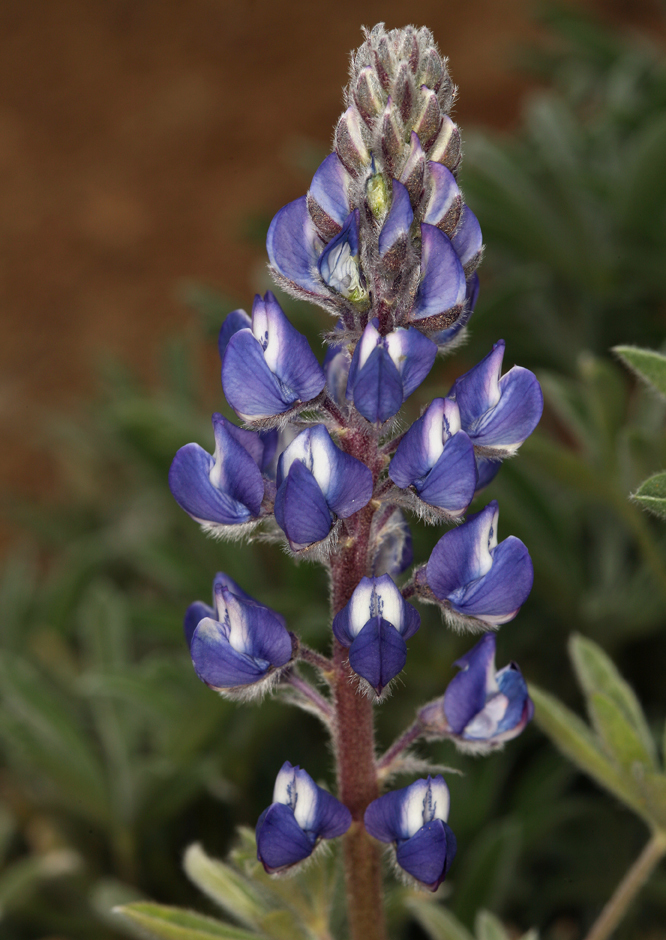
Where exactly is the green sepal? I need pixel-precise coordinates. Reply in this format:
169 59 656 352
568 634 657 767
613 345 666 398
114 902 265 940
631 472 666 520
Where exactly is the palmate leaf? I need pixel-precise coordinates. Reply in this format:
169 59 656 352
114 903 265 940
614 346 666 398
631 472 666 520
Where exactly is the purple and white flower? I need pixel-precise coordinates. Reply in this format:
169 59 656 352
420 634 533 751
346 320 437 424
256 762 351 873
169 413 276 534
332 575 420 695
183 573 293 698
389 398 476 516
408 223 467 333
448 340 543 456
274 425 373 550
364 775 456 891
424 500 533 627
221 291 325 423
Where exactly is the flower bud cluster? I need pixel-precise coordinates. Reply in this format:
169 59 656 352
167 24 543 894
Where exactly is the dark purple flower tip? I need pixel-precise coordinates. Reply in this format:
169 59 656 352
186 577 292 694
168 413 265 529
306 153 352 238
389 398 476 516
372 508 413 579
346 320 437 424
221 291 325 422
409 224 466 330
429 273 479 347
256 762 351 873
364 776 455 891
448 340 544 455
426 501 534 626
451 204 483 272
275 425 373 549
422 162 461 233
317 210 367 303
438 634 533 744
266 195 326 298
218 309 252 361
378 179 414 256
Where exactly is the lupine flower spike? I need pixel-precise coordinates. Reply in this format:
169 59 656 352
419 633 534 753
169 23 542 933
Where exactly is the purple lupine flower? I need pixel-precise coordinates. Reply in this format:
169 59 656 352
408 224 467 332
371 508 413 579
256 762 351 873
364 776 456 891
389 398 477 516
183 573 293 698
266 196 326 301
169 413 275 534
306 152 352 239
429 272 479 348
422 162 461 235
475 454 502 492
419 634 533 750
274 425 373 550
221 291 325 423
448 340 543 456
377 179 414 257
318 209 367 304
424 501 533 627
451 204 483 275
218 308 251 360
346 320 437 424
332 575 420 695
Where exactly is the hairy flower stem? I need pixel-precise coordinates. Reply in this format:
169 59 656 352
583 831 666 940
330 434 387 940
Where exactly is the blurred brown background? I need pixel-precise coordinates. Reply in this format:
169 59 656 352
0 0 662 544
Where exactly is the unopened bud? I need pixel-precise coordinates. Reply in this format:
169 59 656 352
366 170 391 220
381 97 403 177
374 35 395 90
419 48 443 92
393 61 415 123
335 107 371 176
414 86 442 150
400 27 420 74
400 131 426 203
428 115 461 171
355 66 385 127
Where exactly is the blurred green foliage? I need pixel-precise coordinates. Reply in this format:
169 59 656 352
2 5 666 939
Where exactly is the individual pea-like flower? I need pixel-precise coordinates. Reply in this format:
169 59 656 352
364 775 456 891
429 272 479 348
346 319 437 424
408 224 467 333
183 573 293 699
256 762 351 873
377 178 413 261
419 634 533 751
274 425 373 550
318 209 367 304
422 500 533 628
168 413 277 536
220 291 325 423
448 340 543 457
332 575 420 695
389 398 476 517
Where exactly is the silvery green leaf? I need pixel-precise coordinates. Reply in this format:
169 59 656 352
614 346 666 398
631 472 666 520
569 634 656 767
474 910 511 940
114 902 264 940
588 693 655 770
407 898 474 940
183 844 268 930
